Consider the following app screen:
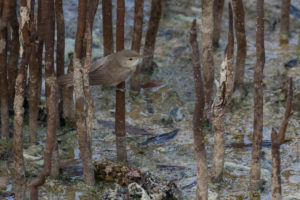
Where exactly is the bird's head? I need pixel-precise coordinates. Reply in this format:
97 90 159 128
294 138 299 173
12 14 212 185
116 50 144 70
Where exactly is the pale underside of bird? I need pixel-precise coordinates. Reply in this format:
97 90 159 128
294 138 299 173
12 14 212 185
57 49 141 87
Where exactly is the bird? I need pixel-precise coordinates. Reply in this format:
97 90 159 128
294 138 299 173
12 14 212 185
57 49 143 87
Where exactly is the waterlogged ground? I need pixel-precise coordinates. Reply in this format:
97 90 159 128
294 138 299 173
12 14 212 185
1 0 300 199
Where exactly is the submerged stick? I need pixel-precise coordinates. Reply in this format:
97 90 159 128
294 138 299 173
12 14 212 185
130 0 144 91
212 0 225 47
115 0 127 163
30 0 57 197
29 0 40 144
13 0 34 198
270 79 293 199
210 3 234 182
189 19 208 200
280 0 291 44
232 0 247 90
0 0 9 138
7 0 20 109
250 0 265 190
30 78 57 200
73 0 95 186
201 0 215 109
278 78 293 144
142 0 164 71
82 0 96 184
102 0 114 56
271 129 282 200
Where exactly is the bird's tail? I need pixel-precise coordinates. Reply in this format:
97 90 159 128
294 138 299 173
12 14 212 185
57 73 74 87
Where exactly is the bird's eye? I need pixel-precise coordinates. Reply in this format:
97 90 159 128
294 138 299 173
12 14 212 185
129 58 133 61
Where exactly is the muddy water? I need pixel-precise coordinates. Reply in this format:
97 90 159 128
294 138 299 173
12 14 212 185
1 0 300 199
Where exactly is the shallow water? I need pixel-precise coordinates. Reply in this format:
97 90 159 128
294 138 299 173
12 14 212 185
1 0 300 199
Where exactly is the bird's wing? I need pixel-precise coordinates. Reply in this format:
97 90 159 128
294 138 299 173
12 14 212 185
89 68 111 85
90 54 113 73
57 54 113 87
111 67 133 84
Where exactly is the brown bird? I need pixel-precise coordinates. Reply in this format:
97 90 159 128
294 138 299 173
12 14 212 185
57 49 143 87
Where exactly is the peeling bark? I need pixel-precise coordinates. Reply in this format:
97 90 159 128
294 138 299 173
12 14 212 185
190 19 208 200
13 0 33 198
209 3 234 182
82 0 96 184
232 0 246 90
250 0 265 190
73 0 95 185
130 0 144 91
115 0 127 163
74 56 95 185
13 63 28 200
13 51 30 200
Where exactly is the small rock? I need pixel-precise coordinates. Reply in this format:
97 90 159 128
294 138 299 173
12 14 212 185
170 106 185 121
208 189 218 200
141 172 182 200
288 175 300 184
128 182 151 200
103 184 127 200
0 176 7 189
23 153 42 161
23 144 43 161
